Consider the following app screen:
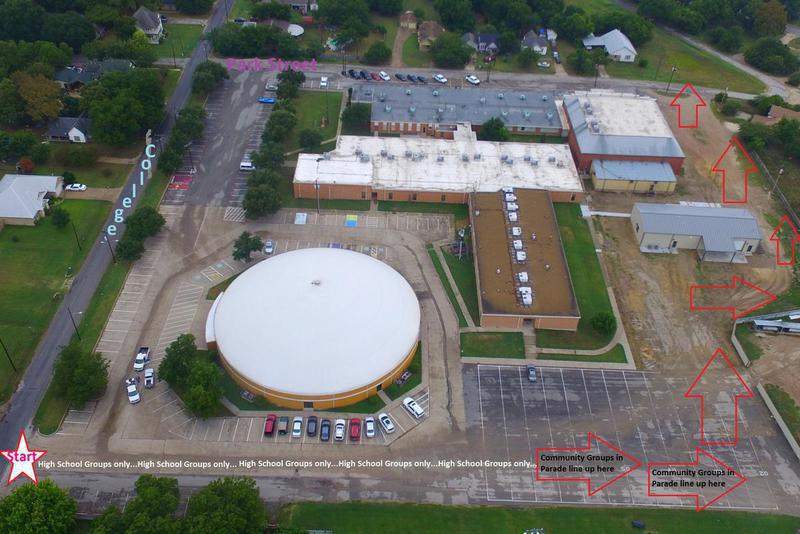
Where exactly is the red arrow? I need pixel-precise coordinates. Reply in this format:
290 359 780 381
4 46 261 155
685 348 753 446
671 82 706 128
689 275 777 320
770 214 800 266
535 432 641 496
648 448 747 511
712 137 757 204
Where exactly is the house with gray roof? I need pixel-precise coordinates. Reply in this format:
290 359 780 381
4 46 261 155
352 84 567 138
563 90 685 173
583 29 636 62
133 6 164 44
54 59 134 91
0 174 63 226
521 30 548 55
631 203 762 263
47 117 92 143
590 160 676 193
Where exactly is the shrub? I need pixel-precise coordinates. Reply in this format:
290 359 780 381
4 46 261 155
721 100 742 116
638 58 649 68
62 170 76 185
364 41 391 65
788 72 800 87
591 311 616 336
714 92 727 103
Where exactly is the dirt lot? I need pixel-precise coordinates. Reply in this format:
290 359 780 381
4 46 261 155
754 333 800 399
589 92 792 375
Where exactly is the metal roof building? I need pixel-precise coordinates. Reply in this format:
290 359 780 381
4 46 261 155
563 90 685 173
590 160 677 193
631 203 762 263
351 84 567 138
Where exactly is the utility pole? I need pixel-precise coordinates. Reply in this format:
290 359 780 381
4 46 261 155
171 42 177 68
0 336 16 373
67 305 81 341
665 65 678 94
594 63 599 88
104 232 117 263
70 219 82 251
770 167 785 198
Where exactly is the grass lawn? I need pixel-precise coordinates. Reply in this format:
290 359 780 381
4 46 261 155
383 343 422 400
538 344 627 364
207 273 240 300
735 323 764 361
216 359 284 412
326 394 385 413
426 244 467 327
476 53 555 75
460 332 525 358
536 204 614 350
378 200 468 228
0 200 111 403
361 15 399 55
402 34 431 68
403 0 438 21
605 27 765 94
160 68 182 103
0 162 131 189
765 384 800 442
229 0 252 19
278 502 800 533
285 90 342 151
440 248 479 325
153 24 204 59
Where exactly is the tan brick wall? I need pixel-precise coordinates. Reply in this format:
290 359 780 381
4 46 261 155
534 316 580 330
481 315 523 329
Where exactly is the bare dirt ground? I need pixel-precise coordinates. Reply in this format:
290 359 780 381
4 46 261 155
755 333 800 399
391 27 412 68
589 92 791 376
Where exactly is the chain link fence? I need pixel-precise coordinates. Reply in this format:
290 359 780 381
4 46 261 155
751 150 800 229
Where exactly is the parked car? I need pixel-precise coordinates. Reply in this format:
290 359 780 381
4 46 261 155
395 73 407 81
359 70 370 80
349 418 361 441
126 380 140 404
553 51 561 64
407 74 418 83
334 418 346 441
379 71 391 81
319 76 328 88
264 414 277 435
234 17 245 24
364 416 376 438
527 365 537 383
370 72 381 81
347 69 358 78
378 412 395 433
239 160 255 172
403 397 424 419
292 416 303 438
416 75 427 83
537 60 551 69
263 240 274 254
265 83 278 91
465 74 480 85
320 418 331 441
307 415 318 437
65 183 87 192
258 96 276 104
133 347 150 372
144 368 155 388
433 74 447 83
278 416 289 434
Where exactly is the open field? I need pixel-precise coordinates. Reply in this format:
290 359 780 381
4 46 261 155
460 332 525 358
0 162 131 189
735 323 764 361
440 248 479 324
383 343 422 399
426 244 467 327
0 200 111 403
160 68 182 102
535 204 614 350
154 24 204 59
765 384 800 442
278 502 800 533
285 90 342 151
402 34 431 68
538 343 627 363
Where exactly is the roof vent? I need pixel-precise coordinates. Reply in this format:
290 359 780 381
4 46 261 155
473 153 481 160
360 154 370 162
519 94 527 100
479 97 486 104
506 158 513 165
409 106 416 114
437 155 444 162
384 105 392 112
546 112 554 120
405 89 412 95
584 100 591 109
556 160 564 168
355 148 362 155
432 90 439 97
501 154 508 161
531 159 539 166
380 149 387 156
523 111 531 120
548 155 556 163
461 153 469 161
497 93 504 99
405 150 413 158
542 95 549 101
438 107 444 113
312 279 321 286
523 155 530 161
501 111 508 117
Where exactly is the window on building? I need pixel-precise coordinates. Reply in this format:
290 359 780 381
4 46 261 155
388 192 393 200
412 193 417 201
304 401 313 409
361 191 366 199
440 194 446 202
747 244 753 252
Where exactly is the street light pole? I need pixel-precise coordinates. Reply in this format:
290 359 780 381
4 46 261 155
0 335 16 373
104 232 117 263
70 220 82 251
67 305 81 341
665 65 678 94
770 167 785 198
594 63 599 88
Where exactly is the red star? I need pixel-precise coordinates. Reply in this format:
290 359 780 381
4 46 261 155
1 430 47 485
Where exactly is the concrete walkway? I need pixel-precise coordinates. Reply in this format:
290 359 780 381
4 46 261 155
432 243 475 328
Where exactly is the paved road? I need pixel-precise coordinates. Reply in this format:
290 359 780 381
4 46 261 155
0 0 229 463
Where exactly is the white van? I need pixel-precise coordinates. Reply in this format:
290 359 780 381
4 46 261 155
239 160 255 172
403 397 424 419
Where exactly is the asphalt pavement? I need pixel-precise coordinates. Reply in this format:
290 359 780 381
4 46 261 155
0 0 230 461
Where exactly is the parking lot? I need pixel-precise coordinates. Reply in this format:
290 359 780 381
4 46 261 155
463 364 798 510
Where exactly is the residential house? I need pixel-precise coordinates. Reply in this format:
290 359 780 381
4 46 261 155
0 174 64 226
521 30 548 55
133 6 165 44
418 21 444 50
400 11 417 30
276 0 316 14
463 33 498 53
46 117 92 143
582 29 636 62
54 59 135 92
462 32 477 50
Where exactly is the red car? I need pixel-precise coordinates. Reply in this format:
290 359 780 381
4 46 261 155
264 414 277 435
370 72 381 81
349 418 361 441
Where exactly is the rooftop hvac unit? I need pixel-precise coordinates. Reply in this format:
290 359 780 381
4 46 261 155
505 193 517 202
584 100 591 109
542 95 549 101
586 105 593 115
384 105 392 112
501 154 508 161
508 211 518 222
548 155 556 163
521 293 533 306
507 202 519 211
516 251 527 262
519 94 527 100
360 155 370 162
380 149 387 156
355 148 362 155
531 159 539 166
437 155 444 162
556 161 564 168
523 111 531 120
461 153 469 161
511 226 522 236
518 286 532 295
505 158 513 165
546 112 554 120
501 111 509 118
513 239 523 250
387 154 395 160
406 89 412 95
480 97 486 104
523 155 530 162
405 150 413 158
379 93 386 101
517 272 529 283
323 152 332 160
409 106 416 114
432 90 439 97
501 186 514 193
497 93 504 99
473 153 481 160
438 107 444 113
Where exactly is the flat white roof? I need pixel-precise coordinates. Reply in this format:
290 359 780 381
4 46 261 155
294 129 582 193
571 91 673 137
210 248 420 397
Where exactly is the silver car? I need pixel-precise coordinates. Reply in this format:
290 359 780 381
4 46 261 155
334 418 346 441
364 416 376 438
378 412 395 433
292 416 303 438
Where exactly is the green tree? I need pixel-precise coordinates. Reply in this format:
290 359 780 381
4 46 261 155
0 480 77 534
364 41 391 64
591 311 616 336
10 71 62 122
477 117 509 141
264 110 297 142
62 171 76 185
517 48 537 68
433 0 475 33
51 205 70 229
183 359 223 417
276 78 299 100
430 32 472 69
554 7 593 42
745 37 800 74
252 142 285 170
567 46 599 75
158 334 197 387
277 69 306 86
92 506 125 534
232 231 263 262
116 233 145 262
0 77 26 126
176 0 213 14
756 0 788 36
184 477 266 533
125 206 166 241
243 183 282 219
192 61 229 95
499 31 520 55
0 0 45 42
71 351 109 405
52 341 82 398
42 12 96 51
124 475 180 524
368 0 402 16
299 128 323 151
29 142 50 164
251 1 292 20
341 103 371 131
318 0 370 26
